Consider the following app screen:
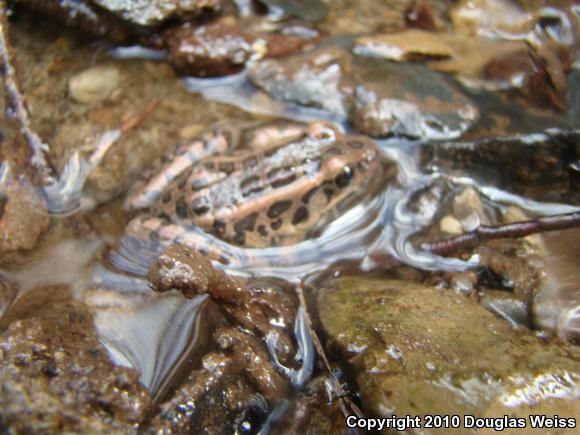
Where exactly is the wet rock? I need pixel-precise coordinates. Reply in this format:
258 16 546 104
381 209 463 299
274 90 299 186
484 49 565 110
264 24 322 59
354 30 454 62
164 21 321 76
420 129 580 202
149 328 288 434
353 31 533 94
318 278 580 424
0 175 50 259
350 61 479 139
450 0 532 37
68 65 121 104
270 375 350 434
93 0 221 27
249 47 479 139
149 244 297 341
166 23 265 77
351 27 568 111
249 47 351 119
0 288 150 433
17 0 134 42
259 0 328 22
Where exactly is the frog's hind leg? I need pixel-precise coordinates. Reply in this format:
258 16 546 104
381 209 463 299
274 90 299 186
108 217 241 277
125 127 232 210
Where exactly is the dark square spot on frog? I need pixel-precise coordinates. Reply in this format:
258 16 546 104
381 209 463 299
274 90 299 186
175 199 189 219
203 161 215 170
162 191 173 204
267 200 292 219
301 186 319 204
321 181 335 201
348 140 364 149
234 212 258 234
257 224 268 237
213 219 226 234
178 176 188 190
233 232 246 246
292 207 309 225
271 218 283 230
191 197 210 215
219 162 235 174
158 212 172 221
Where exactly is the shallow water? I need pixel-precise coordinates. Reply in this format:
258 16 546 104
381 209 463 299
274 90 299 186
1 2 579 432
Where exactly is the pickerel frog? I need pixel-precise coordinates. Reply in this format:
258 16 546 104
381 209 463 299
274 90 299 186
118 120 394 270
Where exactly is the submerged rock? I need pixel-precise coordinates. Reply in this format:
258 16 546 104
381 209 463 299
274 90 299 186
249 47 350 119
349 61 479 139
318 278 580 425
68 64 121 104
0 288 150 433
249 47 479 139
0 174 49 260
420 129 580 202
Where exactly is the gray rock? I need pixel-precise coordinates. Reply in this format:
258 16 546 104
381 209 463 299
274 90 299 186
249 48 479 139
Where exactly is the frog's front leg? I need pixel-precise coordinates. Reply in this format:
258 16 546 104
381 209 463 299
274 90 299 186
125 127 232 210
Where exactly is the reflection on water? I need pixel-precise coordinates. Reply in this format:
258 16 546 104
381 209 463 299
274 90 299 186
500 372 580 407
88 286 212 401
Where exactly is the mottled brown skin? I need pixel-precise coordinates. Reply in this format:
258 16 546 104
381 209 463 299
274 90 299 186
147 122 384 248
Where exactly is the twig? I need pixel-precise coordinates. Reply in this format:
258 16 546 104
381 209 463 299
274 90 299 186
295 284 365 419
121 99 160 132
0 2 57 185
422 211 580 255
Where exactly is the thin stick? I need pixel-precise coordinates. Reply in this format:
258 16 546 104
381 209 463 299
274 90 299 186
295 284 365 419
121 99 160 133
422 211 580 255
0 2 56 184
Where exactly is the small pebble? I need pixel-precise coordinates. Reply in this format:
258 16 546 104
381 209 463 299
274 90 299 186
68 65 121 104
440 215 462 234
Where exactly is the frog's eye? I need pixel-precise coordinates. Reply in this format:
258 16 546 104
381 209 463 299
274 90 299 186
334 165 355 188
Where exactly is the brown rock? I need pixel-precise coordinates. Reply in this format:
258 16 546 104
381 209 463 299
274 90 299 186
0 176 49 259
0 288 150 433
166 23 264 77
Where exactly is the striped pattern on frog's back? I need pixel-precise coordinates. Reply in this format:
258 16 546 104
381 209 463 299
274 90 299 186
151 123 392 248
